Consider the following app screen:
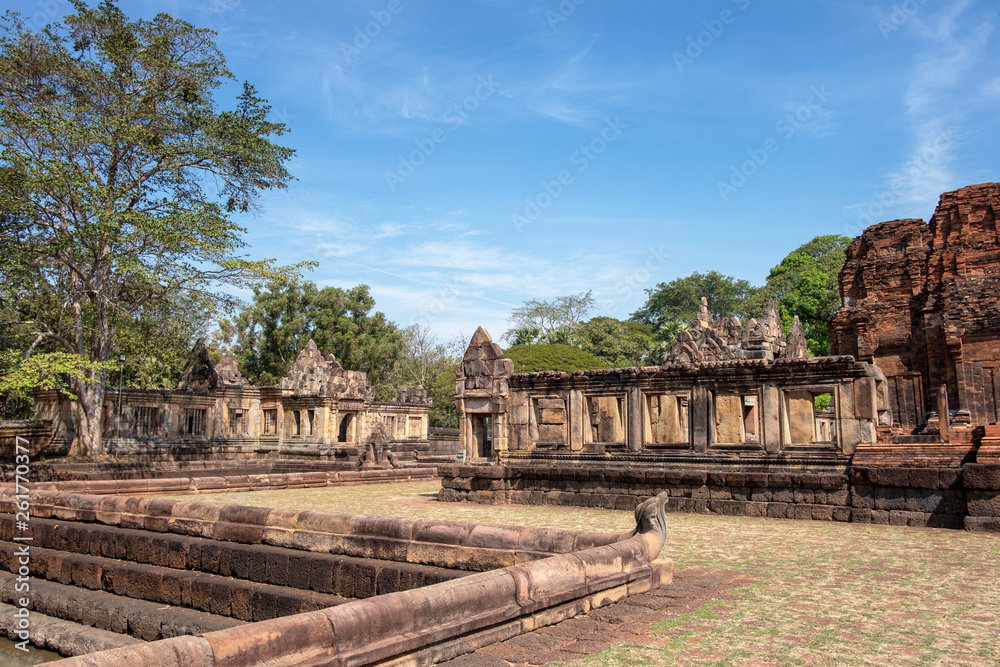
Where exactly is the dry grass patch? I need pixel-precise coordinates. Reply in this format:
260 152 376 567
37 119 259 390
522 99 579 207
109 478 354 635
160 481 1000 666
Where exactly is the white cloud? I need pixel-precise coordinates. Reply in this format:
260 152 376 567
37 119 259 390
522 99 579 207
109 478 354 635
890 1 993 207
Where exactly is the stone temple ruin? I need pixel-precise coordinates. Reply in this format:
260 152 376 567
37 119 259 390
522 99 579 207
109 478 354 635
443 183 1000 534
0 183 999 662
28 339 440 467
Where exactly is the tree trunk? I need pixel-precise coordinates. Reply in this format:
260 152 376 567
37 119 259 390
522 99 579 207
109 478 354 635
68 379 108 458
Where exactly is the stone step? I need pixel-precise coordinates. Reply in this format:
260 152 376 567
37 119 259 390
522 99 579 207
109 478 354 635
0 543 350 623
0 600 142 658
0 573 242 642
0 515 464 599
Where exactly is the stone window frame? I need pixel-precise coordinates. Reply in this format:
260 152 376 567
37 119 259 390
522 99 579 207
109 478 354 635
262 408 278 436
528 394 571 447
228 407 247 435
182 408 206 436
780 384 840 449
708 389 765 450
133 405 159 436
581 392 627 447
407 415 423 439
642 391 692 449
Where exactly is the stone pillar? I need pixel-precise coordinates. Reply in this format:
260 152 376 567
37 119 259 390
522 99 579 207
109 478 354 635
692 385 709 453
569 390 584 451
938 384 950 441
627 387 643 452
761 384 781 453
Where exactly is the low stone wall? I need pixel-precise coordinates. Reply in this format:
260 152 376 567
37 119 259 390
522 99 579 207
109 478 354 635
0 458 441 492
3 488 621 572
29 492 672 666
26 467 436 497
438 463 1000 533
0 420 53 458
0 458 353 483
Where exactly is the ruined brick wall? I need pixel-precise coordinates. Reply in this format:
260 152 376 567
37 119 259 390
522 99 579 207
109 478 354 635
830 183 1000 430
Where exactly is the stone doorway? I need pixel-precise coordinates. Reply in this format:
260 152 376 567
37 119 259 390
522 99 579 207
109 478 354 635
472 415 492 460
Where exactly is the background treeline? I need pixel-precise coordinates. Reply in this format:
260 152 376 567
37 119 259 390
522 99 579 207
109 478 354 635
1 234 849 427
506 234 850 372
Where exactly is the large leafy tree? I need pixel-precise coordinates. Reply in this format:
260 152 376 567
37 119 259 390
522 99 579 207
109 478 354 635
114 290 219 389
222 278 406 400
748 235 850 355
576 317 656 368
631 271 755 347
398 324 459 428
503 291 594 345
0 2 295 456
311 285 405 400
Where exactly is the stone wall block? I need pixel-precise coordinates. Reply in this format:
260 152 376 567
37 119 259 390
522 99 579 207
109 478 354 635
766 502 789 518
875 467 909 488
964 516 1000 532
772 488 793 503
904 468 937 489
874 487 906 511
904 489 945 514
944 490 967 515
850 485 874 509
938 469 962 489
963 464 1000 490
966 490 1000 516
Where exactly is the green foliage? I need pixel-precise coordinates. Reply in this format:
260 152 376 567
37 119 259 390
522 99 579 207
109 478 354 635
428 364 459 429
504 344 610 373
631 271 755 347
311 286 404 401
749 235 850 356
222 278 405 400
114 291 218 389
0 2 296 455
506 327 542 346
503 292 593 344
576 317 656 368
0 350 113 418
397 324 459 428
628 237 849 358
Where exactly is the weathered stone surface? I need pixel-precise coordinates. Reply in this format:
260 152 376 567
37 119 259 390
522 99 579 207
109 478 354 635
831 183 1000 431
714 395 744 443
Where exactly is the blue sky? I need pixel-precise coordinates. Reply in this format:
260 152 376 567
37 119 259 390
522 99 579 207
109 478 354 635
11 0 1000 343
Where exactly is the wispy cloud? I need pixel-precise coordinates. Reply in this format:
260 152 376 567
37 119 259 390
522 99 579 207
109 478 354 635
890 1 993 206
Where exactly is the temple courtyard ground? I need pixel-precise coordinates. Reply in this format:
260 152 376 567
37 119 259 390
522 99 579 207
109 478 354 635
162 481 1000 666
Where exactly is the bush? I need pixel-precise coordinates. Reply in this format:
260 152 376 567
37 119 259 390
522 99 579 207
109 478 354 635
504 344 611 373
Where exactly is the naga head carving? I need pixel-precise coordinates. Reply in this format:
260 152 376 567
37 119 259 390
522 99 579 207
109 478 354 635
632 491 670 541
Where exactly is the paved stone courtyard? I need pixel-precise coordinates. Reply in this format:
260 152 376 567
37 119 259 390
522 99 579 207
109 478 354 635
164 480 1000 666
